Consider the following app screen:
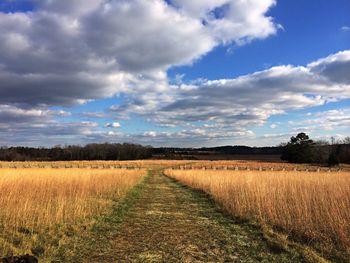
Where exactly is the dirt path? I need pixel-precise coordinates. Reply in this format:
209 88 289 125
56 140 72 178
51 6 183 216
83 168 305 262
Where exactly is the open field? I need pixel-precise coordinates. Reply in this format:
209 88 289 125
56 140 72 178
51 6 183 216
165 169 350 262
0 161 349 262
79 168 313 262
0 168 146 260
0 160 190 169
1 160 349 171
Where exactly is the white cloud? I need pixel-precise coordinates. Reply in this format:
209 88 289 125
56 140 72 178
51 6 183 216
0 104 71 124
36 0 103 16
0 105 99 146
81 111 106 118
308 50 350 85
104 122 121 128
0 1 349 146
275 108 350 139
1 48 348 147
100 128 256 147
0 0 278 107
170 0 279 44
306 108 350 131
341 26 350 32
113 50 350 132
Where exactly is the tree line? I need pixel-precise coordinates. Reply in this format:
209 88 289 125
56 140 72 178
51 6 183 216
0 134 348 164
0 143 152 161
281 133 350 165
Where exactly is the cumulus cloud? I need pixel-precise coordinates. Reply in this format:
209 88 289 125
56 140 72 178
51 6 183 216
113 50 350 131
0 1 349 146
169 0 279 44
309 50 350 85
0 104 70 125
93 127 256 147
304 108 350 131
341 26 350 32
104 122 121 128
0 121 98 146
270 108 350 143
81 111 106 118
0 104 94 146
36 0 103 15
0 0 278 107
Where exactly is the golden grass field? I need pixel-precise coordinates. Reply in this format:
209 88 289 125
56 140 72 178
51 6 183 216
165 169 350 258
0 160 190 169
1 160 349 261
1 159 348 171
0 168 146 257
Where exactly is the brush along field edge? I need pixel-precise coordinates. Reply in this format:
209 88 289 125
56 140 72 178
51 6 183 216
0 168 146 259
164 169 350 262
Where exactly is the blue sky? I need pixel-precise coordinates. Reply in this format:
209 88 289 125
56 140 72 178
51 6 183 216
0 0 349 147
168 0 350 80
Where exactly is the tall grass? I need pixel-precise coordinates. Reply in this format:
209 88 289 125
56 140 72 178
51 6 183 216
2 160 349 171
165 169 350 258
0 169 145 231
0 160 193 169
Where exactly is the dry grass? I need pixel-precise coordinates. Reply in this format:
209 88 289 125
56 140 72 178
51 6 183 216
1 160 349 172
0 168 145 230
2 159 346 171
0 160 192 169
0 168 146 257
165 169 350 259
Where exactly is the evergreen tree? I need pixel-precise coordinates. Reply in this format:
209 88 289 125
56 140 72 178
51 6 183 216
281 133 315 163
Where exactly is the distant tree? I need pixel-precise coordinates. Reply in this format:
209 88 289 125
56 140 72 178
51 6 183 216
0 143 152 161
281 133 315 163
312 140 330 163
343 137 350 145
328 152 340 166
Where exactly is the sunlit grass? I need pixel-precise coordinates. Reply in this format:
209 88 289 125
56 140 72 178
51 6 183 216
165 169 350 259
0 168 146 257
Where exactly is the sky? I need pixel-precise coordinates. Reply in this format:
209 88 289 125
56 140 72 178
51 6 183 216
0 0 349 147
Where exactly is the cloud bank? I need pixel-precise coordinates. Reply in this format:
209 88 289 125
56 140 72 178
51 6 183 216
0 1 349 146
114 50 350 130
0 0 278 106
